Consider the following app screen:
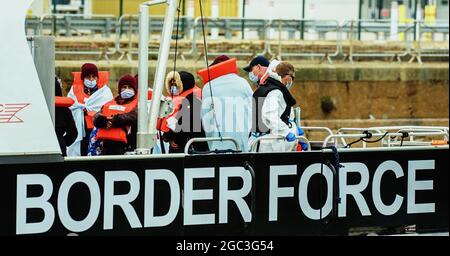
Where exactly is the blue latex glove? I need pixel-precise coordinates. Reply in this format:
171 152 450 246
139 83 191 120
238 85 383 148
300 142 308 151
286 132 297 142
297 126 305 136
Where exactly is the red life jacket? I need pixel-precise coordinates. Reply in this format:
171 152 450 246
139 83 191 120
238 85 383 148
71 71 110 129
197 58 238 84
55 96 75 108
96 98 138 143
157 87 202 133
148 89 153 100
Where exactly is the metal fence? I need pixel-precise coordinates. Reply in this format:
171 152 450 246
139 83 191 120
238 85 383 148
25 14 449 63
26 14 117 37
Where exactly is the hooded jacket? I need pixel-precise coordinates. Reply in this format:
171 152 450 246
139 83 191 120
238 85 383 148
93 75 138 155
162 71 208 154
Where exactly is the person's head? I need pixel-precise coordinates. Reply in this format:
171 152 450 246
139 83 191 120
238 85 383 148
165 71 196 97
179 71 195 91
165 71 182 96
243 56 270 83
118 74 138 100
275 62 295 89
81 63 99 89
210 55 230 67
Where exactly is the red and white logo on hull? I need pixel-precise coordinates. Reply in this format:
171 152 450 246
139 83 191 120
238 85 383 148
0 103 30 123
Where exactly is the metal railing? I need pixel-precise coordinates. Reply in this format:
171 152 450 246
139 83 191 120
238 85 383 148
25 15 449 63
336 127 384 148
340 19 449 63
408 20 450 63
268 19 341 64
184 137 241 154
249 135 311 153
370 125 449 135
26 14 119 60
300 126 335 149
322 131 448 149
115 15 194 61
27 14 118 37
341 19 414 63
187 17 269 59
369 126 449 147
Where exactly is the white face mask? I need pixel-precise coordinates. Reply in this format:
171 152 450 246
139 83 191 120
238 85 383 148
170 86 179 96
120 88 135 99
249 72 259 83
286 81 293 90
84 79 97 89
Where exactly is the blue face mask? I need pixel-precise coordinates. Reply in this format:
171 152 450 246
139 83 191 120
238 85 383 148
249 72 259 83
286 82 293 90
170 86 179 96
121 89 135 99
84 79 97 89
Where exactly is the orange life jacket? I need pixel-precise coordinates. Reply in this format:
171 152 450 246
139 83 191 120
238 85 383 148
96 98 138 143
55 96 75 108
197 58 238 84
157 87 202 133
148 89 153 100
71 71 110 129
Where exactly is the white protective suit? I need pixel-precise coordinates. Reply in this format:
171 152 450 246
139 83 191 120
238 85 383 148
248 61 298 153
201 73 253 152
67 85 113 156
248 90 298 152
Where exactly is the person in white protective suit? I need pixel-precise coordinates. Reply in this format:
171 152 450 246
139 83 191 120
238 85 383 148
274 62 308 151
200 55 254 152
247 60 299 153
67 63 113 156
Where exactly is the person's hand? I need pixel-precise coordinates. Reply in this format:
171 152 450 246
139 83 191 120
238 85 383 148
286 132 297 142
95 114 108 128
170 141 179 149
167 116 178 131
106 121 112 129
300 141 308 151
297 126 305 136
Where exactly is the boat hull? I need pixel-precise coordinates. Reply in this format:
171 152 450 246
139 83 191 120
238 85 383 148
0 147 448 236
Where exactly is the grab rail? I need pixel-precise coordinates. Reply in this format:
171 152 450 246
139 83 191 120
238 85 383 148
184 137 241 154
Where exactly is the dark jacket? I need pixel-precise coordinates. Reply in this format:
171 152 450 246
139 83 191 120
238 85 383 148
162 92 209 153
93 96 138 155
252 77 297 133
55 107 78 156
55 77 78 156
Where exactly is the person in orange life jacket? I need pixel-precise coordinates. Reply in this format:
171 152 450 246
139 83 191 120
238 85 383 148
248 60 298 152
54 76 77 156
161 71 209 153
77 63 99 155
200 55 254 152
67 63 113 156
93 75 138 155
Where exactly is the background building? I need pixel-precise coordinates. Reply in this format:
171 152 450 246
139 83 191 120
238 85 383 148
28 0 448 21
